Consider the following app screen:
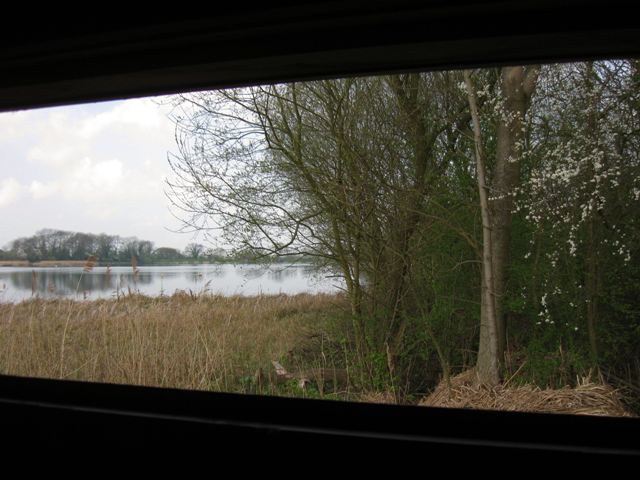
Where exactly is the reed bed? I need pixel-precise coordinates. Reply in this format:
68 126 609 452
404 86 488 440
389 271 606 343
421 369 634 417
0 292 345 394
0 260 90 267
1 293 634 415
0 261 30 267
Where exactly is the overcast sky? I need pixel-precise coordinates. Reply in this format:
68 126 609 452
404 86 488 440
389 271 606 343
0 97 203 251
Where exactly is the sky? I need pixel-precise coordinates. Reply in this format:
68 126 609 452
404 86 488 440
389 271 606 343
0 96 203 251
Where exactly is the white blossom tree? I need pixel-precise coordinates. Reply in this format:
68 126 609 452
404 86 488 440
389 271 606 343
518 60 640 368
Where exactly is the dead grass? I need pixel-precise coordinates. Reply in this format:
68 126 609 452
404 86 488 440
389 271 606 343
0 292 347 395
33 260 89 267
358 391 398 404
1 295 634 415
0 260 30 267
0 260 93 267
420 369 634 417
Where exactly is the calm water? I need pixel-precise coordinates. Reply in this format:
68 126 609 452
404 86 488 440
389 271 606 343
0 264 339 302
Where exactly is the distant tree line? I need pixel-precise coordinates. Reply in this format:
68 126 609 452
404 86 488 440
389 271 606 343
0 229 230 264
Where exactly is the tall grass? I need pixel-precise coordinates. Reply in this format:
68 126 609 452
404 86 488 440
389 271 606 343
0 292 629 414
0 292 349 397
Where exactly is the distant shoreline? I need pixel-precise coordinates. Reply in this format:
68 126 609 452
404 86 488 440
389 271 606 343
0 260 221 268
0 259 312 268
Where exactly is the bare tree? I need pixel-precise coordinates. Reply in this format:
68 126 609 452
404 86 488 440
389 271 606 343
184 242 205 260
165 73 467 382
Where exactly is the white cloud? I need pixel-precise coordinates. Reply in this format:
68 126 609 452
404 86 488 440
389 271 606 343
0 178 23 208
29 180 58 199
0 96 186 248
79 98 168 138
67 157 124 197
25 98 175 170
0 110 31 142
28 144 87 168
28 157 125 202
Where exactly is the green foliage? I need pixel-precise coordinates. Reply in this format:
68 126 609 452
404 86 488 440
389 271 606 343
164 61 640 409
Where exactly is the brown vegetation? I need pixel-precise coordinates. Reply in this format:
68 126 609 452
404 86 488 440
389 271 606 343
0 260 30 267
0 260 90 267
0 293 349 396
421 370 634 417
34 260 89 267
0 293 635 415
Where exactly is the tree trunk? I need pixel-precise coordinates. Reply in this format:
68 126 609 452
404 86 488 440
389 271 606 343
464 71 500 386
490 65 540 365
477 270 500 385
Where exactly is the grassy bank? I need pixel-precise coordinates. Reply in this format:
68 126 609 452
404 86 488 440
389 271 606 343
0 293 633 414
0 293 355 399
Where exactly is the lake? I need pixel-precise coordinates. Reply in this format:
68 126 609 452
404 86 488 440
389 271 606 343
0 264 340 302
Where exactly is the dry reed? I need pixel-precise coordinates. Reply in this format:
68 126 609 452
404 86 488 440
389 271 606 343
0 293 344 395
0 260 30 267
420 369 634 417
83 255 98 272
2 292 633 415
33 260 89 267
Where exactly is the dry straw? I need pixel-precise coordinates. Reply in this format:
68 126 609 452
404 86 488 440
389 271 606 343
31 270 37 297
83 255 98 273
420 369 634 417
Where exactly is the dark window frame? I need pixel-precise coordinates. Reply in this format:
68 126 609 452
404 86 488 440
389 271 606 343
1 1 639 455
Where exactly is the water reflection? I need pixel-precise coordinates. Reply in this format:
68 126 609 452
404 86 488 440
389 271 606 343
4 268 154 299
0 264 338 302
269 267 298 283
